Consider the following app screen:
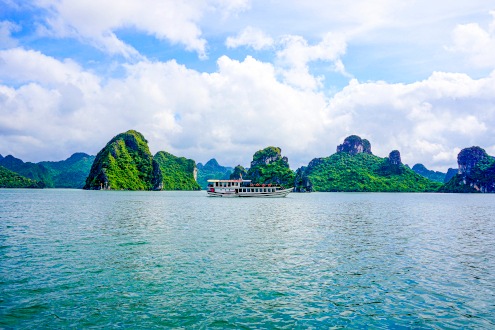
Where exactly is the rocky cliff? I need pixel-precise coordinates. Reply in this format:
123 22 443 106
440 146 495 193
246 146 295 186
336 135 372 155
84 130 162 190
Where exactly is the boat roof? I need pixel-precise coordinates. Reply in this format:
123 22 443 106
207 179 251 183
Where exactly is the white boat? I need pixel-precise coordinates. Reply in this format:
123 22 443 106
207 179 293 197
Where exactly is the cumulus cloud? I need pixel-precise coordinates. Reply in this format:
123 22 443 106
448 11 495 69
34 0 249 58
1 47 495 171
0 21 20 49
225 26 274 50
327 72 495 169
276 33 349 90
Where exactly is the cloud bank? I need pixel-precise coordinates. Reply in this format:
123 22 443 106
1 1 495 172
1 46 494 170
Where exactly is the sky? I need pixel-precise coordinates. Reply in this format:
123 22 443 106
1 0 495 171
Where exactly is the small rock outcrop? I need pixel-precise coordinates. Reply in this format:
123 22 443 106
230 165 247 180
294 166 313 192
336 135 372 155
457 146 488 175
250 147 289 167
388 150 402 166
246 147 295 186
377 150 405 175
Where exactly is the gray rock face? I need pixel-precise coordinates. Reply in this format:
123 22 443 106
388 150 402 166
294 166 313 192
441 146 495 193
458 146 488 175
250 149 287 167
336 135 372 155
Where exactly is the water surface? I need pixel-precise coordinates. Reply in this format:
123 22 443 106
1 190 494 328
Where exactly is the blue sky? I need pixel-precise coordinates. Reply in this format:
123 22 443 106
1 0 495 170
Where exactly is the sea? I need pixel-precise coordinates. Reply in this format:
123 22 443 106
1 189 494 329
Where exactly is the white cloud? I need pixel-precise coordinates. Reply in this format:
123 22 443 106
1 47 495 172
448 11 495 69
0 21 20 49
225 26 273 50
276 33 349 90
34 0 250 58
0 48 100 89
327 72 495 169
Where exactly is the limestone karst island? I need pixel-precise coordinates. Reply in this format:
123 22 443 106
1 130 494 193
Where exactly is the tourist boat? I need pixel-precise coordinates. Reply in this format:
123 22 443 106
207 179 293 197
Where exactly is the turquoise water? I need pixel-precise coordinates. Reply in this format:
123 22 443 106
1 190 495 329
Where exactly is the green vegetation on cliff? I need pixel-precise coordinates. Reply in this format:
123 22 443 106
246 147 295 187
154 151 200 190
84 130 161 190
296 136 442 192
230 165 247 180
0 165 45 188
440 147 495 193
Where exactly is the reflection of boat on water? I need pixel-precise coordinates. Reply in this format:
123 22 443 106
207 179 293 197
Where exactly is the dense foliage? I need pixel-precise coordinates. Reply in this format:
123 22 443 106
0 165 45 188
154 151 201 190
297 152 441 192
440 156 495 193
246 147 295 187
0 155 54 187
196 159 233 189
39 153 95 188
84 130 160 190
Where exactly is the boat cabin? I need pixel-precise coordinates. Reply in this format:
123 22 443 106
207 179 283 195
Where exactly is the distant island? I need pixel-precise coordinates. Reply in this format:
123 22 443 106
294 135 441 192
1 131 494 193
0 152 94 188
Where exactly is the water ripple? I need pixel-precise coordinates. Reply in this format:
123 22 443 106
1 190 494 328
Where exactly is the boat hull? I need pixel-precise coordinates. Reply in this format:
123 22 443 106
207 188 293 198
